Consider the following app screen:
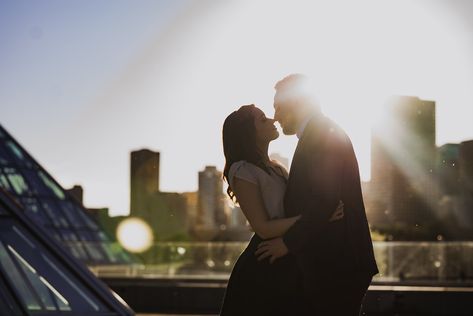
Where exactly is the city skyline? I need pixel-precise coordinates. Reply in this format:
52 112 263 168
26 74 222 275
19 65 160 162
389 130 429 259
1 1 473 215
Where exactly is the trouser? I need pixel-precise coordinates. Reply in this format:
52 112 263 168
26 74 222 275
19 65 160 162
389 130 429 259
302 274 372 316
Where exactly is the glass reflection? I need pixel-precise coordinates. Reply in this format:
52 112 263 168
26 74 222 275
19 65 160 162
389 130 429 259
58 201 85 228
0 242 41 310
0 221 109 312
41 200 70 228
3 167 29 195
9 245 70 311
0 172 12 192
0 142 12 165
38 171 65 200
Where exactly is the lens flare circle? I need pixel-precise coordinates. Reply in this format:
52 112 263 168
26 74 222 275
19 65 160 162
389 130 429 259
116 217 153 253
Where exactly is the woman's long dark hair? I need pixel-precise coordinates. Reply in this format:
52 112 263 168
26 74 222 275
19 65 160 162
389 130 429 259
222 104 270 202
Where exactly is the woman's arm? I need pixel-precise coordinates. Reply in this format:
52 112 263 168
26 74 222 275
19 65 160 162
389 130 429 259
232 177 301 239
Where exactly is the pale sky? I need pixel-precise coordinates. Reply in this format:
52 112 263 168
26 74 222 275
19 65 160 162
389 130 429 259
1 0 473 216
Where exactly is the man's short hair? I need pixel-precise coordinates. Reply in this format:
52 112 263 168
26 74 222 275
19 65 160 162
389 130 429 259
274 73 320 110
274 73 308 92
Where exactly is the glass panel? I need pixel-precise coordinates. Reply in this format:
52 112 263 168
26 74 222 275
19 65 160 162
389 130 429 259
8 245 69 311
78 230 93 241
74 204 99 230
0 142 13 165
83 242 105 262
4 141 34 168
21 169 52 197
41 200 70 228
74 242 90 261
42 255 102 311
83 230 109 242
58 229 79 242
37 171 65 200
97 231 109 241
0 274 24 316
0 242 41 310
66 243 89 261
20 197 51 226
100 242 119 263
57 200 86 228
0 221 110 312
0 171 12 192
3 167 29 195
40 226 61 242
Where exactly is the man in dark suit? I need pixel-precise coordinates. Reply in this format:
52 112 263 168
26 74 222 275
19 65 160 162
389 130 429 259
256 74 378 315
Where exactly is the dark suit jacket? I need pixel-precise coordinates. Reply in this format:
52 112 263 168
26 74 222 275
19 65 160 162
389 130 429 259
283 114 378 288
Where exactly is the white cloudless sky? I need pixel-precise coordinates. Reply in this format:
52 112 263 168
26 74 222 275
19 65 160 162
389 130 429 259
1 0 472 216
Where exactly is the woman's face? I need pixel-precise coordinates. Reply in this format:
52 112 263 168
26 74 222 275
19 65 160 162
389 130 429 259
252 107 279 144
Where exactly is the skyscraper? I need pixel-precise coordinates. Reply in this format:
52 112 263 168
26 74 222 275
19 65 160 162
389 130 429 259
130 149 160 213
129 149 188 241
437 143 461 195
371 96 436 230
198 166 227 229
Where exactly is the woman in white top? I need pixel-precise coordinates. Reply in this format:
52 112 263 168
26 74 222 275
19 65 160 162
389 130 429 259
219 104 342 315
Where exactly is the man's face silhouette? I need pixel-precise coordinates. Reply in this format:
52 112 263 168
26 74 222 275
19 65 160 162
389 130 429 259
273 91 299 135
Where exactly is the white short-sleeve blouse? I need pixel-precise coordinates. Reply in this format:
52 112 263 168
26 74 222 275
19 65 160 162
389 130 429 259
228 160 288 219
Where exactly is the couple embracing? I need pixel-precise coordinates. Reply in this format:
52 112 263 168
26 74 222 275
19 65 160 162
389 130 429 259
220 74 378 315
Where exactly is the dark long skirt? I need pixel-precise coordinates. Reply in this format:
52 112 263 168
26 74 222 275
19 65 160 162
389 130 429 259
219 234 303 316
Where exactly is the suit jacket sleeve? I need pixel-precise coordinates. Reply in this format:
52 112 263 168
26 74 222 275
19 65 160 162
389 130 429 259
282 131 347 255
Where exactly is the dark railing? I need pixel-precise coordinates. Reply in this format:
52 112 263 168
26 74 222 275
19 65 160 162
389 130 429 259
86 241 473 284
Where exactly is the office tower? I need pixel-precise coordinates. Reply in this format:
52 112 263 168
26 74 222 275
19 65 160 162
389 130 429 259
130 149 160 214
198 166 227 229
129 150 188 241
437 144 460 195
371 96 436 228
0 124 131 264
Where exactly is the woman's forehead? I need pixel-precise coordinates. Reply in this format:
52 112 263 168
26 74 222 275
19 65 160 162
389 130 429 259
251 107 265 116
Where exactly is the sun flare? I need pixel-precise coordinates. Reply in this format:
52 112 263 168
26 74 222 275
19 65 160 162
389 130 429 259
116 217 153 253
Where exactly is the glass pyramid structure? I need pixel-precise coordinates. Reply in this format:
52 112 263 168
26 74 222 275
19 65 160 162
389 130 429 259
0 186 134 315
0 124 131 264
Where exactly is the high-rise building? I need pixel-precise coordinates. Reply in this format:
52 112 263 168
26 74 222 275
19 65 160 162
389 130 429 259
437 144 461 195
198 166 227 229
130 149 160 213
371 96 436 229
129 149 188 241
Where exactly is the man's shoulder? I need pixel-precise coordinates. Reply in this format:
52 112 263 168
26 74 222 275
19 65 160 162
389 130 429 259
305 117 349 148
